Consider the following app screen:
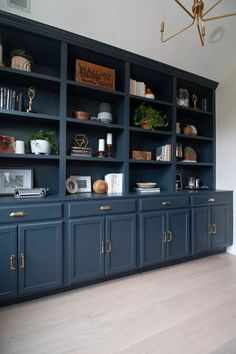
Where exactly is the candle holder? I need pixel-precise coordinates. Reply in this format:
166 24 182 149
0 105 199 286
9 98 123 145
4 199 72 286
97 150 105 158
107 144 112 158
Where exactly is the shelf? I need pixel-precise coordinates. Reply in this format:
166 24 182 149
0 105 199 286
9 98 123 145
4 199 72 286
0 67 61 83
129 159 172 165
176 134 213 141
130 94 172 107
177 162 213 167
129 127 172 136
66 117 123 130
0 109 60 122
177 105 213 116
67 156 123 163
0 153 60 160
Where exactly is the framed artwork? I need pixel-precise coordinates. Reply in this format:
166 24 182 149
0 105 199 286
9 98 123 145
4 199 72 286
176 173 183 190
70 175 92 193
0 168 33 195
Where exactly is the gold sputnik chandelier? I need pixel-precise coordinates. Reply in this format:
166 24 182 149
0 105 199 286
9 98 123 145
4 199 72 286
160 0 236 46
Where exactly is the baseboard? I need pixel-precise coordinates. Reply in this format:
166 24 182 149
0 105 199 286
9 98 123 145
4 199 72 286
227 245 236 255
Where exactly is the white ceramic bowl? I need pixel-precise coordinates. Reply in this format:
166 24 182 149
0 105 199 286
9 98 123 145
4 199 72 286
98 112 112 123
136 182 157 189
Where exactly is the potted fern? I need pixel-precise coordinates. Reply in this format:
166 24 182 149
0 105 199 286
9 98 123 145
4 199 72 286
30 129 58 155
133 103 168 130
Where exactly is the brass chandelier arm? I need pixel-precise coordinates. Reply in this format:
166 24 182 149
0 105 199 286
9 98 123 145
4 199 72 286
197 19 205 47
161 18 195 43
175 0 195 20
202 0 223 18
202 12 236 22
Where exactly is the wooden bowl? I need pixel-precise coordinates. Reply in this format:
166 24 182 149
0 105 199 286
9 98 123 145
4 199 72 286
74 111 89 120
93 179 108 194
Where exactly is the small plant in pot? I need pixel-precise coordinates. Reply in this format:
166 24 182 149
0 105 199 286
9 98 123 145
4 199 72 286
10 49 33 72
133 103 168 130
30 129 58 155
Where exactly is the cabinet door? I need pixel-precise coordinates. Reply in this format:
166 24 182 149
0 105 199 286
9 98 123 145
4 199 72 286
69 217 105 283
106 214 136 275
18 221 63 296
0 226 17 301
140 212 165 267
211 205 228 249
192 207 211 254
166 209 189 261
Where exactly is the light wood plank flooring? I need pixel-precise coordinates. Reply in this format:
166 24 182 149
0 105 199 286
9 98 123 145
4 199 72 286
1 253 236 354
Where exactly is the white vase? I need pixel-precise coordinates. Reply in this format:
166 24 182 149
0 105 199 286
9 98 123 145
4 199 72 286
30 140 51 155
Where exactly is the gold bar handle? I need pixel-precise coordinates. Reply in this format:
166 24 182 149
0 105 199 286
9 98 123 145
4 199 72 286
208 198 215 203
100 205 112 211
9 211 27 217
162 201 172 207
101 241 104 254
167 231 172 242
20 254 25 269
106 240 112 253
212 224 217 235
10 255 16 271
163 232 167 243
209 224 213 234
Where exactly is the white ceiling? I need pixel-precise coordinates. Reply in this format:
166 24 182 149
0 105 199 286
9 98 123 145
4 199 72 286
1 0 236 82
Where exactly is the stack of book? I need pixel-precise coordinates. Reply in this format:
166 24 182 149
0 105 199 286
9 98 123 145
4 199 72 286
105 173 123 194
71 146 92 157
0 86 23 111
134 187 160 193
156 144 172 162
130 79 146 97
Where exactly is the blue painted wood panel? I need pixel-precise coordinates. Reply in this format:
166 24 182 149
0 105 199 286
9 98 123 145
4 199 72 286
167 209 189 260
192 207 211 254
211 205 228 248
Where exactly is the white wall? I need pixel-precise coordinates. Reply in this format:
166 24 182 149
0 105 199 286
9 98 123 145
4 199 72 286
216 65 236 254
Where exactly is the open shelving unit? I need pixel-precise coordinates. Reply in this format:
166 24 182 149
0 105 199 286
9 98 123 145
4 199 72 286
0 11 217 199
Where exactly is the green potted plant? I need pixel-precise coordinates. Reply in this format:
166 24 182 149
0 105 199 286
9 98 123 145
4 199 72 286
133 103 168 130
10 48 33 72
30 129 58 155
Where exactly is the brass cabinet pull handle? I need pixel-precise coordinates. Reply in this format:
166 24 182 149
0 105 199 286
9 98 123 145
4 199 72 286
208 198 215 203
20 254 25 269
212 224 217 235
209 224 213 235
163 232 167 243
167 231 172 242
10 255 16 271
106 240 112 253
162 201 172 206
100 205 112 211
101 241 104 254
9 211 27 217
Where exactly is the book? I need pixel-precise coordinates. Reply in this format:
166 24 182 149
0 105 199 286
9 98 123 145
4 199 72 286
105 173 123 194
134 187 160 193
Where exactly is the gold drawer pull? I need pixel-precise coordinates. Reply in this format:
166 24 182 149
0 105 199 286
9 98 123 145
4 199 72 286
212 224 217 235
100 205 112 211
10 255 16 271
20 254 25 269
209 224 213 235
162 201 172 206
167 231 172 242
101 241 104 254
208 198 215 203
106 240 112 253
163 232 167 243
9 211 27 217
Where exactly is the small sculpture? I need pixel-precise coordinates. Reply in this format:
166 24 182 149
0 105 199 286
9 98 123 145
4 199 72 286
191 94 198 109
26 86 36 113
71 134 92 156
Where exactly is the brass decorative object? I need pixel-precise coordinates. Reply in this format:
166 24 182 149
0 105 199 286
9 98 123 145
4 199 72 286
26 86 36 112
160 0 236 46
71 134 92 157
191 94 198 109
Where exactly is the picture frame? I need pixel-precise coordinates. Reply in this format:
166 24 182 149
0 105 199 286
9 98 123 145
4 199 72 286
70 175 92 193
176 173 183 190
0 167 33 195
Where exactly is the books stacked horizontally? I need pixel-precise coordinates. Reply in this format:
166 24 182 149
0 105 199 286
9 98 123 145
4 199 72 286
156 144 172 162
134 182 160 193
105 173 123 194
129 79 146 97
0 86 23 111
71 146 92 157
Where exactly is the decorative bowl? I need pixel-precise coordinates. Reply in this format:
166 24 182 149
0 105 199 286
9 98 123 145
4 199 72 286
136 182 157 189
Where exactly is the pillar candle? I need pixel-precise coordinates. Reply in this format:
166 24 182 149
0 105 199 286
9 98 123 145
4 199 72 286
98 139 105 151
106 133 112 145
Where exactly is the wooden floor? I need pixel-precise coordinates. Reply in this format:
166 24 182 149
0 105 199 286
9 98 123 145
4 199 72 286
1 253 236 354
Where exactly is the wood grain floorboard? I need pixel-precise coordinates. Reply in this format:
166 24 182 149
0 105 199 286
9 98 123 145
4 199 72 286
0 253 236 354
